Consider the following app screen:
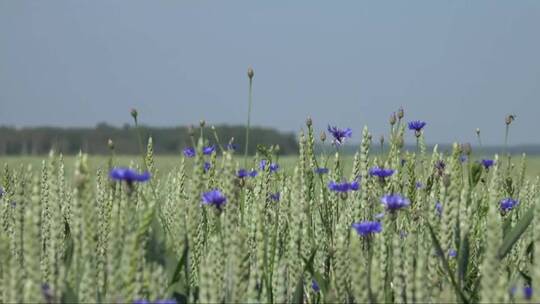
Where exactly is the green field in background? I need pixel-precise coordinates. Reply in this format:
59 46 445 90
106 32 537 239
1 154 540 180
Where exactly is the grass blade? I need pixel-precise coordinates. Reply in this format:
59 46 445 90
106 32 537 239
427 222 469 304
497 207 533 260
457 233 470 288
170 239 189 287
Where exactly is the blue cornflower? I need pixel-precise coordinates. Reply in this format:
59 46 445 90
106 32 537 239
369 167 395 178
269 192 280 202
480 159 494 169
183 147 195 158
203 145 215 155
203 162 211 172
154 300 177 304
460 155 468 163
435 160 446 171
133 300 177 304
448 249 457 258
238 169 256 178
328 181 350 192
42 283 54 303
435 202 443 216
314 167 329 174
259 160 279 173
352 221 382 236
381 194 410 212
109 168 151 183
408 120 427 132
202 189 227 210
328 181 359 192
524 286 533 300
269 163 279 172
237 169 249 178
500 198 519 212
311 279 320 293
415 181 424 189
327 125 352 145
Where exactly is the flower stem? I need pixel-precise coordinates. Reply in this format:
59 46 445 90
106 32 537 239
244 77 253 168
132 118 148 171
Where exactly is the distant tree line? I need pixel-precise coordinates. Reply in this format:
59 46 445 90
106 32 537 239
0 123 299 155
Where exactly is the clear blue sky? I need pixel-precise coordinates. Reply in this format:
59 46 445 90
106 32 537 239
1 1 539 145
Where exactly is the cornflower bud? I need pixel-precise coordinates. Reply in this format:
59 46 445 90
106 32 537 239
389 112 397 125
505 114 515 125
107 139 114 150
130 108 138 121
397 107 404 119
306 116 313 127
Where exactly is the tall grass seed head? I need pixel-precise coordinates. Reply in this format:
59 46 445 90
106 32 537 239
396 136 404 148
247 66 254 79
